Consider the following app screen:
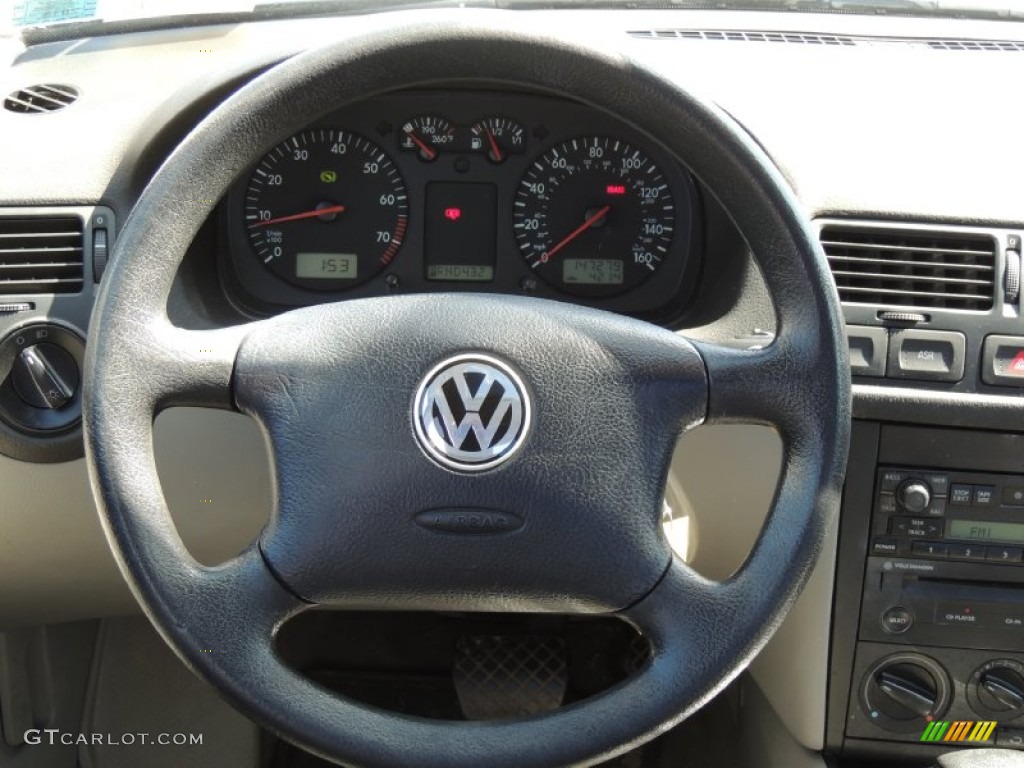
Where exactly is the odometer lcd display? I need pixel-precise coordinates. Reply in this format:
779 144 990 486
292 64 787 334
563 258 624 285
949 519 1024 544
426 265 494 282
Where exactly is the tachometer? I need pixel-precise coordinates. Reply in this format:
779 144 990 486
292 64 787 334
514 136 675 298
245 129 408 290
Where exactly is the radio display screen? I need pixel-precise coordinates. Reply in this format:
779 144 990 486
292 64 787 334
949 519 1024 544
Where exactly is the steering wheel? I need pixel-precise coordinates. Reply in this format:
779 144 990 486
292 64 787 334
83 20 850 768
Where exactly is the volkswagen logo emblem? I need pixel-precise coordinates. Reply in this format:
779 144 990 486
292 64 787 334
413 354 531 472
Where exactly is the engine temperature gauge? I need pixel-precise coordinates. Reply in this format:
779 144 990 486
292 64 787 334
470 117 525 164
399 116 455 161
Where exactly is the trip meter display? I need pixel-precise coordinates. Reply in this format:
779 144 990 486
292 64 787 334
513 136 675 298
244 129 408 290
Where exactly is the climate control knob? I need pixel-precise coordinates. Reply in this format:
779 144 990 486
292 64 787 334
897 480 931 514
860 653 951 733
969 660 1024 719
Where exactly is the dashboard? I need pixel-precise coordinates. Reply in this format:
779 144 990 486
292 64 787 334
221 90 700 319
2 6 1024 768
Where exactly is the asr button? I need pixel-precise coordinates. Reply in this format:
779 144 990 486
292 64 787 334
888 329 966 383
881 606 914 634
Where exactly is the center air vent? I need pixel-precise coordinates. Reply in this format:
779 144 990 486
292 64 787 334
3 84 79 114
821 225 996 312
0 216 85 294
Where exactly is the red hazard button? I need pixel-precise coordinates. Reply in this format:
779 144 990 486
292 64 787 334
982 335 1024 387
1010 351 1024 374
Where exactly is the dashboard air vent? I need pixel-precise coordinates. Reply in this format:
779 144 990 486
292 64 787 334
925 39 1024 52
0 216 84 294
822 225 996 312
628 31 1024 52
628 29 855 45
3 84 79 114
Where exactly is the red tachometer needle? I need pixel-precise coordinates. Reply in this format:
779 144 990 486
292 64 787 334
405 132 437 160
249 204 346 229
541 205 612 263
485 130 503 163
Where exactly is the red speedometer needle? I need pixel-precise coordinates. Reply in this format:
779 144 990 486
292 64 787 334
249 204 346 228
485 130 503 163
405 132 437 160
541 205 612 263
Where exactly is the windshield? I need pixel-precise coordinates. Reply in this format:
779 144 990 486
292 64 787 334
2 0 1022 38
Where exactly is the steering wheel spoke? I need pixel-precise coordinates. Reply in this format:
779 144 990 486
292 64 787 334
131 322 252 411
693 337 828 435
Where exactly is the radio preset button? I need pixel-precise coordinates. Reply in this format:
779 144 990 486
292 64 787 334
881 606 914 634
985 546 1023 564
950 484 974 506
912 541 948 558
947 543 986 560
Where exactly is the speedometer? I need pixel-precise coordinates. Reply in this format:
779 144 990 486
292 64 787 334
514 136 675 298
245 129 408 290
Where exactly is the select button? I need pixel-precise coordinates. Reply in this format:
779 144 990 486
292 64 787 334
881 606 914 634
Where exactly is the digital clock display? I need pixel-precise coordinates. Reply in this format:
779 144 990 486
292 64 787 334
562 258 625 285
949 519 1024 544
295 252 357 279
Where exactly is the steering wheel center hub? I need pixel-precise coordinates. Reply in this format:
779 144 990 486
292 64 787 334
412 352 531 472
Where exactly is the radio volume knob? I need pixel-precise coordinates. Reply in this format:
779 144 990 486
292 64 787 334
897 481 931 514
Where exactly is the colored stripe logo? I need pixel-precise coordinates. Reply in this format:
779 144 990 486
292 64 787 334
921 721 997 742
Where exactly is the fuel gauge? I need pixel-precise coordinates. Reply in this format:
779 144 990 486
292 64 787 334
399 116 455 161
470 117 525 164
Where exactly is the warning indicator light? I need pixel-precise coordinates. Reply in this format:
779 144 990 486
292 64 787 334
444 207 462 221
606 185 626 196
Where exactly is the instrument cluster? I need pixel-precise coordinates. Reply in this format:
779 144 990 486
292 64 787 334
223 90 701 317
